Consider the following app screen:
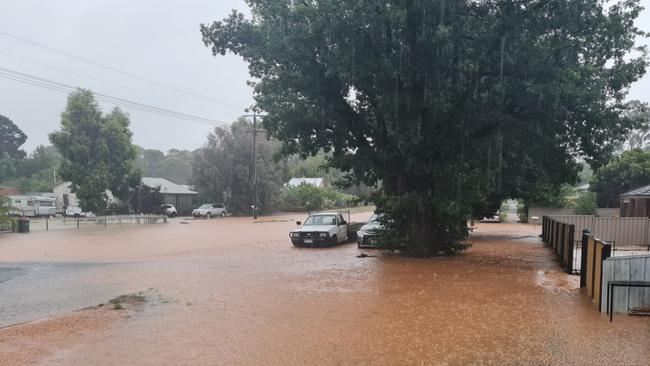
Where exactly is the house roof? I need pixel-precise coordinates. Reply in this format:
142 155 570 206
142 177 198 195
287 177 324 187
620 184 650 197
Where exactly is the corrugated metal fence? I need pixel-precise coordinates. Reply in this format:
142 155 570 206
600 255 650 313
546 215 649 247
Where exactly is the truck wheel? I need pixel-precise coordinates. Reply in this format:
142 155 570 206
206 213 211 219
220 212 226 218
330 235 338 246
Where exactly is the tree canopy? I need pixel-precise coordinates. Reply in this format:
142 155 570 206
191 118 287 214
202 1 647 256
591 149 650 207
49 89 140 214
0 114 26 159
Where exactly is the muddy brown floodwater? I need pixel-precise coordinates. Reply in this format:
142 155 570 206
1 214 649 365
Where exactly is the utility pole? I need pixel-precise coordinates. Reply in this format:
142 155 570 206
243 112 265 220
252 112 258 220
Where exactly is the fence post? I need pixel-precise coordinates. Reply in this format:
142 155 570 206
77 217 80 229
104 216 107 227
580 229 590 288
46 217 49 231
567 224 575 274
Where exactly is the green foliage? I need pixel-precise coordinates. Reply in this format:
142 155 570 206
275 184 355 212
0 114 26 159
129 184 164 214
49 90 140 214
203 1 646 256
591 149 650 207
136 147 194 184
575 191 598 215
191 119 287 215
0 196 13 225
517 201 528 223
0 145 63 192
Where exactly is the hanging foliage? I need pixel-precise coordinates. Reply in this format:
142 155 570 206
202 1 647 256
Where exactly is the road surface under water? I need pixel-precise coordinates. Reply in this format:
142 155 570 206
0 215 648 365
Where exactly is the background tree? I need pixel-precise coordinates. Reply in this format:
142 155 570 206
591 149 650 207
203 0 647 256
0 145 63 192
129 184 164 214
49 89 140 214
0 114 26 159
621 100 650 150
136 147 194 184
191 118 286 214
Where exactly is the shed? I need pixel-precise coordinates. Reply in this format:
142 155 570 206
142 177 198 214
620 184 650 217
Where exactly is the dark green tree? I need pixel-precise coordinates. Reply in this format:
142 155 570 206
0 114 26 159
591 149 650 207
49 89 140 214
129 183 164 214
136 147 194 184
191 118 287 214
202 1 647 256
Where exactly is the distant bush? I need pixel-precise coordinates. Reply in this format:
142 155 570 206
274 185 356 212
517 202 528 223
575 191 598 215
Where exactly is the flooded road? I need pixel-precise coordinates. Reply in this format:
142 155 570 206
1 215 649 365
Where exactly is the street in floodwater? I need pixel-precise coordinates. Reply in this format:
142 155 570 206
1 215 649 365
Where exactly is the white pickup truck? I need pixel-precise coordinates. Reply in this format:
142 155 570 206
289 212 349 247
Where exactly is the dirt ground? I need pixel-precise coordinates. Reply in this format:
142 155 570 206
1 214 649 365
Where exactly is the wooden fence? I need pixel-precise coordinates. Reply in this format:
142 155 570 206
600 255 650 313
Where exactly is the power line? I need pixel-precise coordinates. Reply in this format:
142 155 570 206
0 50 237 114
0 66 232 126
0 30 243 109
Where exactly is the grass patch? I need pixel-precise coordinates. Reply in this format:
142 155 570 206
108 293 147 310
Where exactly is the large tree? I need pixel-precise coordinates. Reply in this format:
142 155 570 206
202 1 647 256
191 119 286 214
49 89 140 214
591 149 650 207
0 114 26 159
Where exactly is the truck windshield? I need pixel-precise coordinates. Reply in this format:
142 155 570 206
304 215 337 226
198 204 212 209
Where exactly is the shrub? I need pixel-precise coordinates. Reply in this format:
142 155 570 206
275 185 356 212
575 191 598 215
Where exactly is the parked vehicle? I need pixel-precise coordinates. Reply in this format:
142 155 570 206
65 206 85 217
289 212 348 247
480 211 501 223
192 203 227 218
161 204 177 217
5 195 57 217
357 213 383 248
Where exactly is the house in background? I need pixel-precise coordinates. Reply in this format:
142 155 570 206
142 177 198 214
52 178 197 214
52 182 118 213
287 177 325 188
620 184 650 217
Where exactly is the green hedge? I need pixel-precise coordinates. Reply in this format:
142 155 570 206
275 185 356 212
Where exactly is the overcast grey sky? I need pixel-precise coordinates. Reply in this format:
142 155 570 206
1 1 650 153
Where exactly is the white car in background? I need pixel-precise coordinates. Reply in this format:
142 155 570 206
161 204 177 217
192 203 227 218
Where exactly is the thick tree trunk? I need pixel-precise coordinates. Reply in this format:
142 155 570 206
404 209 442 257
